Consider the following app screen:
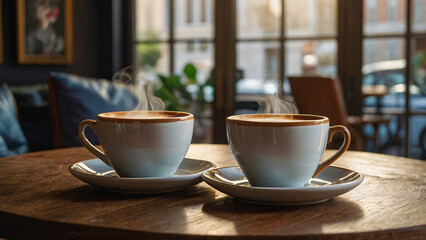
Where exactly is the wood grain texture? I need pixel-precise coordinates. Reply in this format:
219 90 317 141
0 144 425 240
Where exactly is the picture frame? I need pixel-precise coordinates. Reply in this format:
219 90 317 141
17 0 73 65
0 0 3 64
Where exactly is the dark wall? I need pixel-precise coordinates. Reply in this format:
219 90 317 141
0 0 132 152
0 0 117 86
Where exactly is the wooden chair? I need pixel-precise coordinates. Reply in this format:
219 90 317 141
289 76 393 151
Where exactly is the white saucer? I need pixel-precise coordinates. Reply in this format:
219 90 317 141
69 158 217 194
202 166 364 206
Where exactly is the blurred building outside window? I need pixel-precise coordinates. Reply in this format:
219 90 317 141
363 0 426 159
186 0 193 24
388 0 398 21
133 0 426 159
367 0 377 23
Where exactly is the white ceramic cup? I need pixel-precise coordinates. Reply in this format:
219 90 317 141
226 114 351 187
78 111 194 178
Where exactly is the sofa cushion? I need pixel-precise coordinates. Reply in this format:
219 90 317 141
50 72 138 148
10 84 52 152
0 83 29 157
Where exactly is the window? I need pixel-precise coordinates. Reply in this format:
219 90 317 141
236 0 337 99
265 48 279 80
388 0 398 21
367 0 377 23
201 0 207 23
134 0 337 143
186 0 193 24
200 42 208 51
363 0 426 158
187 42 195 52
286 0 309 33
365 40 378 64
365 0 406 35
413 0 426 33
386 39 402 60
133 0 426 159
134 0 214 143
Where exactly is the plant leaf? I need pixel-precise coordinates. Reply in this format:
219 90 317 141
158 74 168 86
184 63 197 84
167 74 182 89
154 86 178 110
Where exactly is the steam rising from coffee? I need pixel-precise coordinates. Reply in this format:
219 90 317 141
112 66 298 116
257 94 299 114
113 67 165 111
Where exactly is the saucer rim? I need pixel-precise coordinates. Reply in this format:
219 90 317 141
202 165 364 205
68 158 217 193
202 165 364 191
69 158 218 180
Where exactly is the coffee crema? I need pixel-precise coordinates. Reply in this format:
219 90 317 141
242 118 305 122
227 114 329 127
97 111 194 123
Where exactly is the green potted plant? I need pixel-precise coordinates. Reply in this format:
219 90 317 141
154 63 213 114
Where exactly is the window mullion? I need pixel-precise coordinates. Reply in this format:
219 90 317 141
279 0 285 98
337 0 363 116
404 0 413 157
169 0 175 73
213 0 236 143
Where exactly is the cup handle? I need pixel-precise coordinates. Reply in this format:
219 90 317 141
78 119 111 166
312 125 351 177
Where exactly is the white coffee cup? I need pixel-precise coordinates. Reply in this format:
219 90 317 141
78 111 194 178
226 114 350 187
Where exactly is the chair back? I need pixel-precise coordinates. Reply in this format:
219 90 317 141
289 76 348 126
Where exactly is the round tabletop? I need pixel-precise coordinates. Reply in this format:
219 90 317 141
0 144 425 239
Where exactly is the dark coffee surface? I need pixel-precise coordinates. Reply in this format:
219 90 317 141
227 114 329 126
98 111 193 122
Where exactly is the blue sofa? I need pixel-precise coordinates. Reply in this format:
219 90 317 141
0 83 29 157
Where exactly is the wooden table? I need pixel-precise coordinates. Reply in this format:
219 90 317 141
0 144 425 239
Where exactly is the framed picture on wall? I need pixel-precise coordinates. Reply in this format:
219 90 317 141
17 0 73 65
0 0 3 64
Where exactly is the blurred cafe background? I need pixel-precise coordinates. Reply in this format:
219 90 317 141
0 0 425 160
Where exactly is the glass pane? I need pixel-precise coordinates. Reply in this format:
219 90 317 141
134 43 169 75
285 40 337 77
135 0 169 41
363 0 406 36
236 42 280 114
362 38 406 154
409 116 426 159
173 42 214 113
236 42 280 95
174 42 214 143
410 37 426 159
362 38 405 111
412 0 426 33
237 0 281 39
175 0 214 39
363 38 405 65
174 42 214 84
412 37 426 111
285 0 337 38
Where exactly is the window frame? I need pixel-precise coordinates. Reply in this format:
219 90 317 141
131 0 426 157
360 0 426 156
